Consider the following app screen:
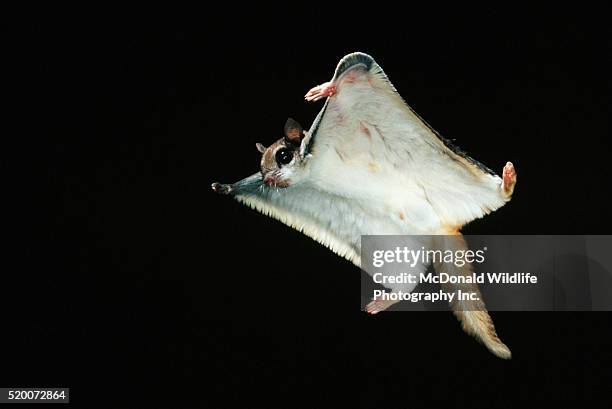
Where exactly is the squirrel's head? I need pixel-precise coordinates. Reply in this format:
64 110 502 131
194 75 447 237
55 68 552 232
256 118 306 189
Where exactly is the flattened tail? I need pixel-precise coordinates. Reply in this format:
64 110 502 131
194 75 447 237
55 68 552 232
433 235 512 359
444 278 512 359
453 307 512 360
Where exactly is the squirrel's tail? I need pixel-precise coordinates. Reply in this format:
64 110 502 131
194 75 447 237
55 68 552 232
433 235 512 359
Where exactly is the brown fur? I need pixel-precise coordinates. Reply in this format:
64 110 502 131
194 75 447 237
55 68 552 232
433 234 512 359
258 118 306 187
260 138 286 173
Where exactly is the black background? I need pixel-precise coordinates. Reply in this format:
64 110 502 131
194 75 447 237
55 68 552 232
5 8 612 408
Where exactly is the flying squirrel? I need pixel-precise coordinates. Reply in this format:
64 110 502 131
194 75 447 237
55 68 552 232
212 52 517 359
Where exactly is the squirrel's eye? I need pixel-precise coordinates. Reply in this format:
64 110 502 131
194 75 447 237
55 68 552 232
275 148 293 166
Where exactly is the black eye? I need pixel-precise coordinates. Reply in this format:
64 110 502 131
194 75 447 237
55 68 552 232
275 148 293 166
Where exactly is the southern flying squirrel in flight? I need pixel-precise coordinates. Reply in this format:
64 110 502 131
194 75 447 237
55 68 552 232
212 52 517 359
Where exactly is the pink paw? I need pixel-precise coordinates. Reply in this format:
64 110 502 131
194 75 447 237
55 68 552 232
502 162 517 195
304 81 337 102
365 298 396 315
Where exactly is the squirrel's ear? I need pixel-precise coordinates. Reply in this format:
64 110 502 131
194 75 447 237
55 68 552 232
256 143 266 153
284 118 304 145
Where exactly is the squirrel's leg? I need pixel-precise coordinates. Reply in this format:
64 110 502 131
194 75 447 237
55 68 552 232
365 295 400 315
304 81 337 102
501 162 517 197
